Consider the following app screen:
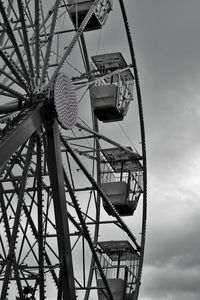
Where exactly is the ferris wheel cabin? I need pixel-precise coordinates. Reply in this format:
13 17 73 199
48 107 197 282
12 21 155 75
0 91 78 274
96 240 139 300
67 0 113 31
90 52 134 122
100 147 143 216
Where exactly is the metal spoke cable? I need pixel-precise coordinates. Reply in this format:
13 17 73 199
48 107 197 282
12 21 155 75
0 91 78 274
95 27 102 57
48 0 102 87
24 0 34 27
78 86 90 103
75 117 95 149
48 48 84 77
40 0 61 86
57 1 67 64
117 121 140 155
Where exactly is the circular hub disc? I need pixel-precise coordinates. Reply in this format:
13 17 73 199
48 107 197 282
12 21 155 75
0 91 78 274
54 73 78 129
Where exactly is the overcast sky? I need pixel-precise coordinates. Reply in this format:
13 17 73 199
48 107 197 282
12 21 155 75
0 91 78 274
123 1 200 299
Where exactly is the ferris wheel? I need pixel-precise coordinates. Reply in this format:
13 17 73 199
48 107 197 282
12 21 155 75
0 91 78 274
0 1 147 300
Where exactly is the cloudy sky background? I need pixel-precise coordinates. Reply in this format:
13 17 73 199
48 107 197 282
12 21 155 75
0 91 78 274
122 1 200 299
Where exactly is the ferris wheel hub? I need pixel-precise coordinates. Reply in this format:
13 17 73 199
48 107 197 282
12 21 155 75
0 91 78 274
54 73 78 130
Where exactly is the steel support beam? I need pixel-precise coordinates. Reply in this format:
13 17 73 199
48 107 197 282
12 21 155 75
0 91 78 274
0 103 45 168
0 183 25 299
44 118 76 300
0 137 35 299
36 135 45 299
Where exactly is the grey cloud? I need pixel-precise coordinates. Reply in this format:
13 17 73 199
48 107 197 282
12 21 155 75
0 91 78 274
142 265 200 300
130 0 200 85
145 212 200 269
141 209 200 299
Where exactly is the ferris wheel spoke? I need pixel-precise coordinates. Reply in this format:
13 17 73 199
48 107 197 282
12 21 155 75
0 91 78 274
23 0 34 26
34 0 40 85
75 122 141 157
0 1 30 85
39 1 58 35
0 49 28 91
0 84 25 102
17 0 35 88
48 0 101 87
40 0 61 87
0 68 25 90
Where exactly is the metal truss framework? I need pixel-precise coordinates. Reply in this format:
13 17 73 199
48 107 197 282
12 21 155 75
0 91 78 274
0 1 147 299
